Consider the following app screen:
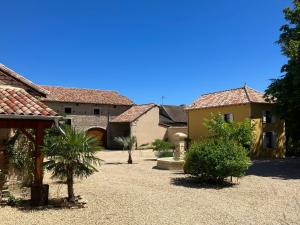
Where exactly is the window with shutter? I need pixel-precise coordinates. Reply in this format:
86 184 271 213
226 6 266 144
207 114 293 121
224 113 233 123
272 132 278 149
263 132 273 149
262 111 272 124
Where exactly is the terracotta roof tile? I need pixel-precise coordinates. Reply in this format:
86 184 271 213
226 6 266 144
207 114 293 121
0 86 58 116
111 104 156 123
0 64 48 96
40 85 134 106
187 86 271 110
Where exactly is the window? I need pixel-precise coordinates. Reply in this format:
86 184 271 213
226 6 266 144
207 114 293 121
262 110 275 124
94 108 100 115
263 132 277 149
64 107 72 114
65 119 72 126
224 113 233 123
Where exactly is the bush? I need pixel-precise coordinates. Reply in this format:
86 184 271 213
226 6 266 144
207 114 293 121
204 114 255 150
156 151 173 158
152 139 175 151
184 139 251 182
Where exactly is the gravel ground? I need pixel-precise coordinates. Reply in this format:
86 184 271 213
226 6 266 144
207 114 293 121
1 150 300 225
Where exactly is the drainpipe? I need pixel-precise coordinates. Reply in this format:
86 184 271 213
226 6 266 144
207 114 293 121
54 118 65 136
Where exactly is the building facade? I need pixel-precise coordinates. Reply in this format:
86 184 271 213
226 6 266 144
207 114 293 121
187 86 285 158
40 86 133 147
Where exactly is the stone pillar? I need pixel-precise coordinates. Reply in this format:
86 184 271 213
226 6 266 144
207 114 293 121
174 132 187 160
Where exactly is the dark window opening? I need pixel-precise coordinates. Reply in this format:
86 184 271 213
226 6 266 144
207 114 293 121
65 107 72 114
265 132 273 148
94 108 100 115
224 113 233 123
263 111 272 124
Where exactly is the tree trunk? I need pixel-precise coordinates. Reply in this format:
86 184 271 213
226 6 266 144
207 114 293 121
67 170 75 202
127 151 133 164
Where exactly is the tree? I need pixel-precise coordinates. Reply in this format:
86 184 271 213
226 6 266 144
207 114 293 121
204 114 255 150
43 126 101 202
114 136 136 164
265 1 300 152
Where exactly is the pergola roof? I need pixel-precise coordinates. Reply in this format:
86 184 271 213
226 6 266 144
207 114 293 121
0 85 58 117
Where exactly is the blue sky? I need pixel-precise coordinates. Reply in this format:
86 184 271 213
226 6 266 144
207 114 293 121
0 0 290 105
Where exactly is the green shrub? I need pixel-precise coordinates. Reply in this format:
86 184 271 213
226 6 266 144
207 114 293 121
184 139 251 182
152 139 175 151
204 114 255 150
156 151 173 158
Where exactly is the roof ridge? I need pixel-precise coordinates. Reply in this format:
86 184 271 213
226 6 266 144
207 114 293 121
40 85 119 93
200 86 246 97
243 85 252 102
0 64 48 96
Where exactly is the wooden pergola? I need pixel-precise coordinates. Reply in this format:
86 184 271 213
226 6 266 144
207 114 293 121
0 117 57 206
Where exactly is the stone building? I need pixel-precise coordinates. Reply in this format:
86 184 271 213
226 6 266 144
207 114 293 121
110 104 188 149
40 85 133 147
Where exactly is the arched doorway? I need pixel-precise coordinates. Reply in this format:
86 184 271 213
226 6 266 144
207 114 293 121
86 128 107 147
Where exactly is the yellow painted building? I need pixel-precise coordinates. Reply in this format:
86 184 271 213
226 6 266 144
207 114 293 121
187 86 285 158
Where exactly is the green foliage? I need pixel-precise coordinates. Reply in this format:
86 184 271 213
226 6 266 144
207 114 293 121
43 126 101 201
114 136 136 150
184 139 251 182
156 151 173 158
265 1 300 153
152 139 175 151
204 114 255 150
114 136 136 164
5 129 35 186
6 192 22 206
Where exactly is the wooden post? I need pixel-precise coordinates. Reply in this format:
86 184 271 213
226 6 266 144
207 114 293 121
34 125 44 185
31 124 49 206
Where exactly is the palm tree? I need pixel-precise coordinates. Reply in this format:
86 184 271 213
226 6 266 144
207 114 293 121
43 126 101 202
114 136 136 164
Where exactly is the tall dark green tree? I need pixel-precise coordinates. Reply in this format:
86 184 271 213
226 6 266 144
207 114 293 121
265 0 300 151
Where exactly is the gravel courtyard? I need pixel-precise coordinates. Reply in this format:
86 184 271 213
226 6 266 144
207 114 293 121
1 150 300 225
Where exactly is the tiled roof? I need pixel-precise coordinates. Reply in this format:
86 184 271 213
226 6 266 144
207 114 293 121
160 105 187 124
0 64 48 96
111 104 156 123
0 86 58 116
40 85 134 106
187 86 270 110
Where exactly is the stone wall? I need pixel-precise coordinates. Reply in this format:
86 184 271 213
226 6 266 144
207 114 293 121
130 107 167 147
42 101 131 131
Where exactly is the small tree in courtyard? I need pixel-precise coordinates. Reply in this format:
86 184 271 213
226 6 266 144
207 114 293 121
114 136 136 164
184 114 253 183
43 126 101 202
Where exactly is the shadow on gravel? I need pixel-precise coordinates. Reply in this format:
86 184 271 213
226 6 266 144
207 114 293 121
144 159 157 162
247 158 300 180
170 177 235 189
10 197 86 212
